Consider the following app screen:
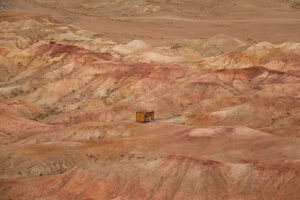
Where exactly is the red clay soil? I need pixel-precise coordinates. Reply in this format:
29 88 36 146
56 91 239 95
0 12 300 199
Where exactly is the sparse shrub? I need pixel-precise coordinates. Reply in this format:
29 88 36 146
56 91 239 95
50 107 62 115
291 1 300 8
10 90 18 97
37 113 49 119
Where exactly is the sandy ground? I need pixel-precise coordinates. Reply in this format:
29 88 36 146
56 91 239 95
2 0 300 44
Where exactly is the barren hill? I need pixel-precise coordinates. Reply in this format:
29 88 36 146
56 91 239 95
0 5 299 200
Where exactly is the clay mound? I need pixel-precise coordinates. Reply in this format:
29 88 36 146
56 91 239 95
0 13 116 56
198 34 250 57
1 12 299 71
112 40 150 56
184 66 300 130
36 43 114 62
187 126 271 139
25 121 138 143
0 100 48 136
1 38 299 136
3 155 299 200
1 39 298 134
199 42 300 72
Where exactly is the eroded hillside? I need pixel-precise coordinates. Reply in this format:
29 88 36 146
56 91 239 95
0 11 300 200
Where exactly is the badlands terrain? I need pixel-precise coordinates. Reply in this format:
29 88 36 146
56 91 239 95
0 0 300 199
